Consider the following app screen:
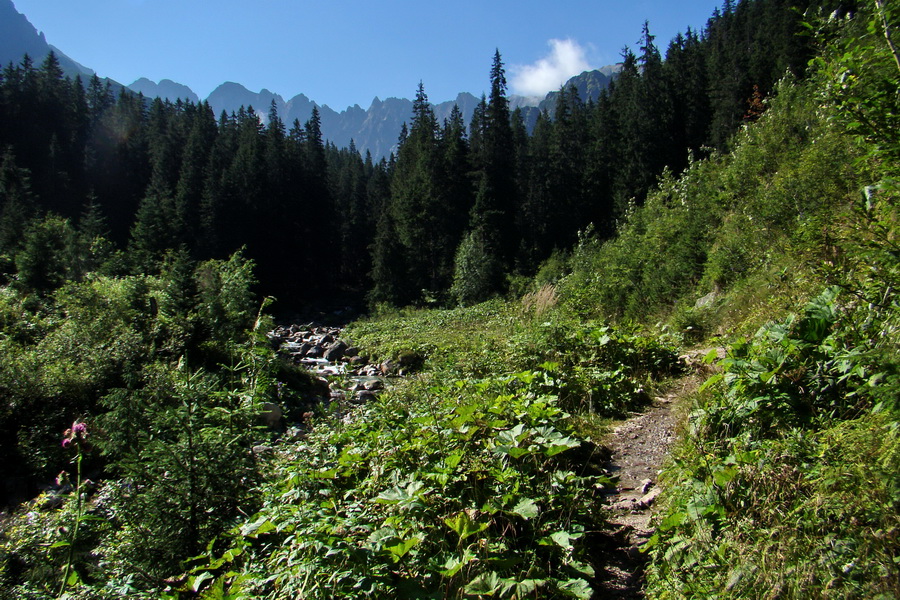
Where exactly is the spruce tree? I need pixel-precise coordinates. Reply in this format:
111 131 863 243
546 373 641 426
368 208 410 306
518 109 553 267
174 101 217 248
388 82 457 298
0 148 35 259
664 29 711 168
459 50 519 298
479 51 517 228
86 74 113 122
635 21 675 191
198 111 238 256
584 88 619 236
15 215 79 293
468 94 487 161
85 88 150 243
549 84 588 246
301 105 336 290
129 193 182 271
441 104 475 261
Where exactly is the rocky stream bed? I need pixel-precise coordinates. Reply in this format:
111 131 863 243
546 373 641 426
262 322 420 432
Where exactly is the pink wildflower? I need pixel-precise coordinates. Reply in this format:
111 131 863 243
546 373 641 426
61 420 89 451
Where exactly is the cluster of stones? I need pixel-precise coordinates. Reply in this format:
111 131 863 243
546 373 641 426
267 324 390 406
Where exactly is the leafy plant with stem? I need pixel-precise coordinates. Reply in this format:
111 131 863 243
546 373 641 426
187 365 614 599
56 419 91 597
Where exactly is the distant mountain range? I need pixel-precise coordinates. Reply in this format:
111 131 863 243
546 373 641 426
128 77 200 104
130 68 619 159
0 0 119 85
3 0 619 159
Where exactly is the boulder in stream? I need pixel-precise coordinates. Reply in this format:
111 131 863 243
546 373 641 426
354 390 378 404
323 340 348 361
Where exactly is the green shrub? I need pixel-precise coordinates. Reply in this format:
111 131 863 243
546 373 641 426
451 226 506 306
191 369 610 599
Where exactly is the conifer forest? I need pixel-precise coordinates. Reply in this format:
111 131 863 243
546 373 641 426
2 0 900 598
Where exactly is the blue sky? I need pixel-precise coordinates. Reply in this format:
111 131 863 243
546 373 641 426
13 0 723 110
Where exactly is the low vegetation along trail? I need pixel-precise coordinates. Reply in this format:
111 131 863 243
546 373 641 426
595 354 713 597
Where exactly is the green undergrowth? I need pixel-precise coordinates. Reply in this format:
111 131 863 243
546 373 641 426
189 371 609 599
643 5 900 597
348 300 683 415
180 303 682 599
646 288 900 599
0 255 318 599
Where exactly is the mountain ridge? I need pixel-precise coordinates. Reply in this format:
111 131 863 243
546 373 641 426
3 0 617 159
1 0 111 83
137 68 617 159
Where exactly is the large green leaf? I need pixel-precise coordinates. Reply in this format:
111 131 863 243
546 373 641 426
444 510 491 541
385 536 420 561
510 498 539 520
558 577 592 599
463 571 502 596
240 516 276 537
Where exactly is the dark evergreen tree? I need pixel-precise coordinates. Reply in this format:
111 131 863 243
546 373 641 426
608 47 642 213
458 50 519 299
34 52 72 209
519 109 553 267
509 107 530 194
129 193 182 271
174 101 217 248
86 73 114 123
468 94 487 162
145 98 182 198
634 22 675 190
706 2 749 148
15 215 79 293
584 88 619 236
300 105 337 293
329 142 371 289
480 49 517 223
254 101 289 287
441 104 475 260
549 84 588 245
198 110 238 256
85 88 149 243
78 196 109 241
388 82 458 299
664 29 711 168
368 209 408 306
223 107 265 263
0 147 35 261
603 24 676 212
75 196 114 274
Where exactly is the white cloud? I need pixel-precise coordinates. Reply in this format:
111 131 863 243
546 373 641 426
510 39 595 98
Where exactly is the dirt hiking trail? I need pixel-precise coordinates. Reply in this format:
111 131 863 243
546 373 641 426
594 357 713 598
